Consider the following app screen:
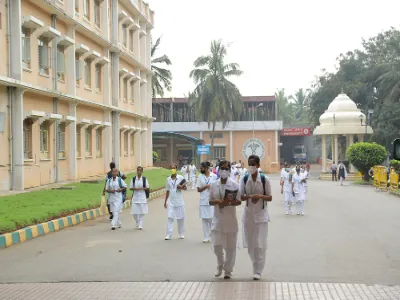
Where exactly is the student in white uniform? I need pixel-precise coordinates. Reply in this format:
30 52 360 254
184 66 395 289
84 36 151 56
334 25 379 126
240 155 272 280
196 161 218 243
301 166 309 198
164 163 187 240
209 160 241 279
281 165 294 215
181 164 188 182
105 168 127 230
238 162 248 182
189 162 197 190
292 165 306 215
102 162 127 220
230 163 238 183
130 166 150 230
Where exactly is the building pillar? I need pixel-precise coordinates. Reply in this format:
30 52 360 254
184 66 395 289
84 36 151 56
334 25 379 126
103 50 111 106
11 88 24 190
112 111 120 167
103 110 112 170
68 103 77 180
66 26 76 96
110 52 119 107
170 102 173 122
134 128 141 167
140 80 146 115
170 136 174 164
101 0 110 40
275 130 279 162
110 0 119 45
334 134 339 165
321 135 327 172
10 0 22 81
148 122 153 167
229 131 233 161
65 0 75 16
348 134 355 173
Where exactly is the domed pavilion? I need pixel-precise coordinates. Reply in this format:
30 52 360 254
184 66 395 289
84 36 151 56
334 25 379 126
313 93 373 173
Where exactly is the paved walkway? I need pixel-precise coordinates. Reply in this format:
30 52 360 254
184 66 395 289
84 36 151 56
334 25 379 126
1 174 400 299
1 282 399 299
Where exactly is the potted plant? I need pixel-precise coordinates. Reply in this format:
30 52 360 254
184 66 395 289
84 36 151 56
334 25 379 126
153 151 158 163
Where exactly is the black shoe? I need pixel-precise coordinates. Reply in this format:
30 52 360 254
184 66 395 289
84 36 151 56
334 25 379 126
111 227 116 230
109 215 113 220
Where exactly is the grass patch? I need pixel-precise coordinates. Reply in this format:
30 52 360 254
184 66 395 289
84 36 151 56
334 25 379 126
0 168 170 234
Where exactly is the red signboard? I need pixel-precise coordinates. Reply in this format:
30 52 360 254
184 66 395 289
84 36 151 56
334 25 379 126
281 127 311 136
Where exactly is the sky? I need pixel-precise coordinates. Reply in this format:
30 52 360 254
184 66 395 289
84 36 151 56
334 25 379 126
147 0 400 98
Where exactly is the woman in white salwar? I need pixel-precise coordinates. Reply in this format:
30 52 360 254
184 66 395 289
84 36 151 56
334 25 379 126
240 155 272 280
292 165 307 215
164 163 187 240
209 160 241 280
130 166 150 230
196 161 218 243
105 168 127 230
281 165 294 215
189 162 197 190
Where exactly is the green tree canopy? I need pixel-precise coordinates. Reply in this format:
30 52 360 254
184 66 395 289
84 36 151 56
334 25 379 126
151 36 172 98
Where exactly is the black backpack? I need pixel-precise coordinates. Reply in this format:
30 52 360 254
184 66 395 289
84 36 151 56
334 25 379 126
243 173 267 209
132 176 150 199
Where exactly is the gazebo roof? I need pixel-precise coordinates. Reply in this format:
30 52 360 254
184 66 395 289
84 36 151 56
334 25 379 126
313 93 373 135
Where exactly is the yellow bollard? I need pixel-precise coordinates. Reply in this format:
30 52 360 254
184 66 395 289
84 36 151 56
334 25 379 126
390 168 399 191
373 166 380 188
378 166 388 191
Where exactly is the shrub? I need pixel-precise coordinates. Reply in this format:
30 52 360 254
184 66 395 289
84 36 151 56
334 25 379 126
346 142 386 181
390 159 400 174
153 151 159 162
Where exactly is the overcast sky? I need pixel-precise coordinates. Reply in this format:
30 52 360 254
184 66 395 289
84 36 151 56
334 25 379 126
148 0 400 98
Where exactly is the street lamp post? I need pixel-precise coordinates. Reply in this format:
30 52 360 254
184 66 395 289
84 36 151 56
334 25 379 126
359 109 374 136
252 103 263 138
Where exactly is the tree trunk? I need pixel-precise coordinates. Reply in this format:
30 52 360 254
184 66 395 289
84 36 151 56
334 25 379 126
210 122 216 161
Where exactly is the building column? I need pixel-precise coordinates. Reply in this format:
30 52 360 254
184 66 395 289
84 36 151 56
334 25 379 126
110 52 119 107
147 73 152 116
11 88 24 190
170 136 174 164
10 0 22 81
334 134 339 165
321 135 327 172
134 128 141 167
170 102 173 122
66 26 76 96
134 73 141 113
110 0 119 45
275 130 279 162
103 110 112 170
112 111 120 167
68 103 77 180
140 80 146 115
330 135 334 164
103 50 111 106
348 134 355 173
148 122 153 167
65 0 75 16
229 131 233 161
101 0 110 40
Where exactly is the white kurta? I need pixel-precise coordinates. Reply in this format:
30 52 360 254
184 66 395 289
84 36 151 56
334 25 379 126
240 173 271 250
105 172 125 205
181 166 188 181
292 173 305 202
282 171 294 203
106 178 127 212
166 175 186 219
196 173 217 219
130 176 150 215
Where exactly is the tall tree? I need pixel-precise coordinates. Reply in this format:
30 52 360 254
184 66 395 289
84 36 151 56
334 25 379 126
289 88 310 122
188 40 244 160
151 36 172 98
275 88 295 124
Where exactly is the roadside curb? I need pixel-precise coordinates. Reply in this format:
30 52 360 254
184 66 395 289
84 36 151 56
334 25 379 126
0 189 166 249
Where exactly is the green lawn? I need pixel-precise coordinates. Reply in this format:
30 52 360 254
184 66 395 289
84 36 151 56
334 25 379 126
0 168 170 234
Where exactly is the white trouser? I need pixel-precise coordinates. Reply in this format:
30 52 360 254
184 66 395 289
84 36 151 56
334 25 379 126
166 218 185 236
214 245 236 273
248 247 267 275
111 210 121 228
190 176 196 189
340 177 344 185
284 200 292 213
296 201 305 213
201 218 212 240
133 214 144 227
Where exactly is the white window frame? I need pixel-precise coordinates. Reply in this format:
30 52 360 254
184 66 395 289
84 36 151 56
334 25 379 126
40 122 49 159
76 125 81 157
95 64 102 92
21 27 31 69
214 147 226 160
130 133 134 155
123 77 128 101
57 123 66 158
85 127 92 156
124 131 128 156
83 0 90 19
96 128 102 157
94 0 101 28
57 45 66 81
38 37 51 75
84 58 92 88
23 119 32 159
122 24 127 47
130 81 134 103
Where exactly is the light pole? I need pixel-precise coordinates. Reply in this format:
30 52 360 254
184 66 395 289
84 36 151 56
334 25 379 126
252 103 263 138
359 109 374 136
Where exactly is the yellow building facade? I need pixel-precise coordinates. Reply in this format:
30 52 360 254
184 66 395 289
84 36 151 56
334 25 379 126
0 0 154 191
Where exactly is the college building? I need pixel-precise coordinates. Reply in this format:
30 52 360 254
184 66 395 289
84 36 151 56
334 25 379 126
152 96 284 173
0 0 154 191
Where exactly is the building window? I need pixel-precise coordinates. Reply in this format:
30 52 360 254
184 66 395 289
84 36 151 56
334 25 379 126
23 119 33 159
214 147 226 160
124 132 128 156
123 78 128 101
85 127 92 156
96 128 102 157
76 125 81 157
83 0 90 19
130 133 134 155
129 30 134 52
21 27 31 69
75 53 82 85
209 133 223 139
75 0 79 13
130 81 134 103
57 45 65 81
40 122 49 159
57 123 66 158
95 64 102 92
94 0 101 28
84 58 92 88
38 37 50 75
122 24 127 47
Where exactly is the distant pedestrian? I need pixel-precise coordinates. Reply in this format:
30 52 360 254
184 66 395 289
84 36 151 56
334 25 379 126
181 164 188 182
196 161 218 243
102 162 127 220
292 165 306 216
281 164 294 214
189 161 197 190
338 161 347 186
331 162 337 181
105 168 127 230
209 160 241 279
301 165 309 197
164 163 187 240
130 166 150 230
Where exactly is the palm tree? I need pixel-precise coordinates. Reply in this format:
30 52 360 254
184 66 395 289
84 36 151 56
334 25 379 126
275 88 295 124
289 88 310 122
188 40 244 160
151 36 172 98
367 62 400 103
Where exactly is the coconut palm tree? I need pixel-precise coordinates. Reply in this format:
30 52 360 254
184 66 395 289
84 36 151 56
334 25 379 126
188 40 244 160
151 36 172 98
289 88 310 122
275 88 295 124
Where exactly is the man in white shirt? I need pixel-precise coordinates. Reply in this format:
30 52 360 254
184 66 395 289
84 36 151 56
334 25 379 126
105 168 127 230
189 162 197 190
240 155 272 281
209 160 242 279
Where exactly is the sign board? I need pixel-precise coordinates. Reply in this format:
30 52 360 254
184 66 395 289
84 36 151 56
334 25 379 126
197 145 210 155
281 127 311 136
242 138 265 160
